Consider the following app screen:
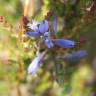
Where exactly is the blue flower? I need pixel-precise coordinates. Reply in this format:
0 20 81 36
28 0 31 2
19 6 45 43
63 50 88 64
26 19 75 49
28 51 46 75
38 20 49 33
26 20 49 38
52 39 75 48
72 50 88 58
44 32 54 48
26 32 75 49
27 20 49 33
43 32 75 49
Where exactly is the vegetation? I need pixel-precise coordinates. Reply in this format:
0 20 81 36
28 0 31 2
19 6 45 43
0 0 96 96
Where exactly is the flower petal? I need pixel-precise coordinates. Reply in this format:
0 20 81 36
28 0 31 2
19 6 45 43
44 32 54 48
26 32 40 38
28 51 47 75
52 39 75 48
52 16 58 33
63 50 88 64
28 57 41 75
38 20 49 33
27 20 40 31
44 38 54 48
72 50 88 58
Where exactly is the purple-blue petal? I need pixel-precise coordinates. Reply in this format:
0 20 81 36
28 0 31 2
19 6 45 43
28 51 47 75
26 32 40 38
38 20 49 33
28 57 41 75
52 39 75 48
63 50 88 64
44 39 54 48
52 16 58 33
72 50 88 58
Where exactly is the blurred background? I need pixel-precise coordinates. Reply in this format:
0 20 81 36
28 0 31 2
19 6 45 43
0 0 96 96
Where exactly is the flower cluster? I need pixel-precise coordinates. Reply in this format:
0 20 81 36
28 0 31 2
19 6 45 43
26 19 75 49
24 15 88 75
